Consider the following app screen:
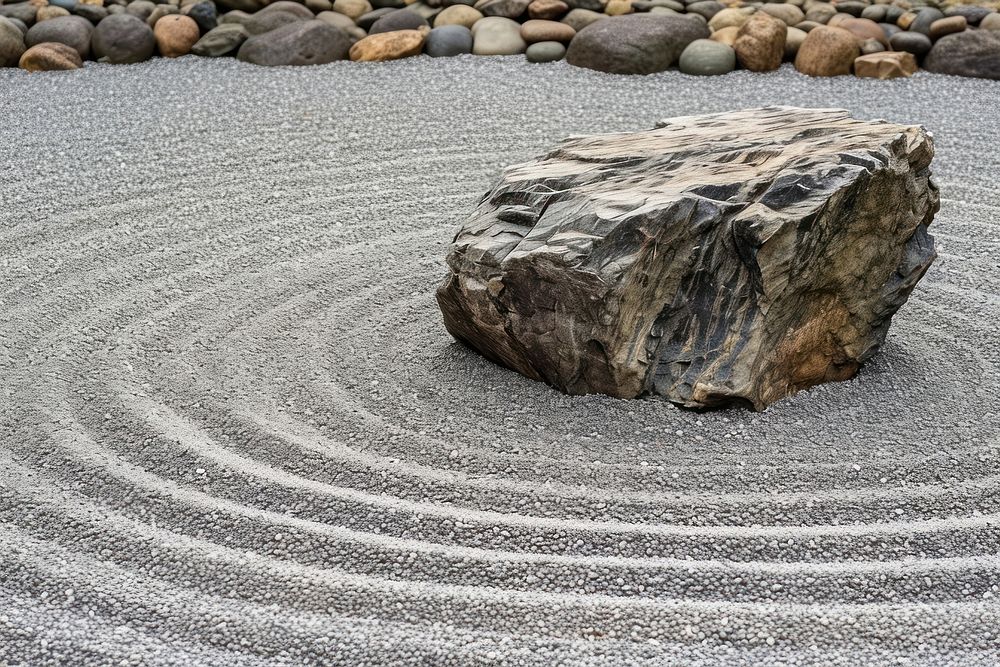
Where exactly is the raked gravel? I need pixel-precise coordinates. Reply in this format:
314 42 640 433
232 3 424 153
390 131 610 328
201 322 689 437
1 57 999 666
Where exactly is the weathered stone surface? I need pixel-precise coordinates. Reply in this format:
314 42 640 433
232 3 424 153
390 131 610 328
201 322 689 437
854 50 916 79
436 107 938 410
733 12 785 71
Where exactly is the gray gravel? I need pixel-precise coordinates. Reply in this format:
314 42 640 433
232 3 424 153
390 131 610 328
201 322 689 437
1 56 999 666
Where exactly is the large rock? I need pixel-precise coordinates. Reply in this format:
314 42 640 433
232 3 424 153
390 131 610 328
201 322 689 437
565 13 708 74
436 107 938 410
424 23 472 55
924 29 1000 80
237 19 350 65
91 13 155 63
24 14 91 58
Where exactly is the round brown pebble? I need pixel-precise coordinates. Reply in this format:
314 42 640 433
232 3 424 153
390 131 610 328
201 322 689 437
527 0 568 20
929 15 966 41
154 14 200 57
520 18 575 42
19 40 82 70
733 12 786 71
794 24 859 76
349 26 426 61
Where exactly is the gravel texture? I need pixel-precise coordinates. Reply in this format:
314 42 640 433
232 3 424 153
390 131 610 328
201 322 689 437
1 57 999 666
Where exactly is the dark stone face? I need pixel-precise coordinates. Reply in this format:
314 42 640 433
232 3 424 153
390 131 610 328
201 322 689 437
237 19 350 66
92 14 155 64
924 30 1000 81
565 14 710 74
436 107 939 410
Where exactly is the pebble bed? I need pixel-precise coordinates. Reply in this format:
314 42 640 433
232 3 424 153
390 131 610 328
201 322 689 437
1 58 999 666
2 0 1000 78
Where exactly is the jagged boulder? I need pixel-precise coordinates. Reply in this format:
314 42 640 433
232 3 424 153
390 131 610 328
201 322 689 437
437 107 938 410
